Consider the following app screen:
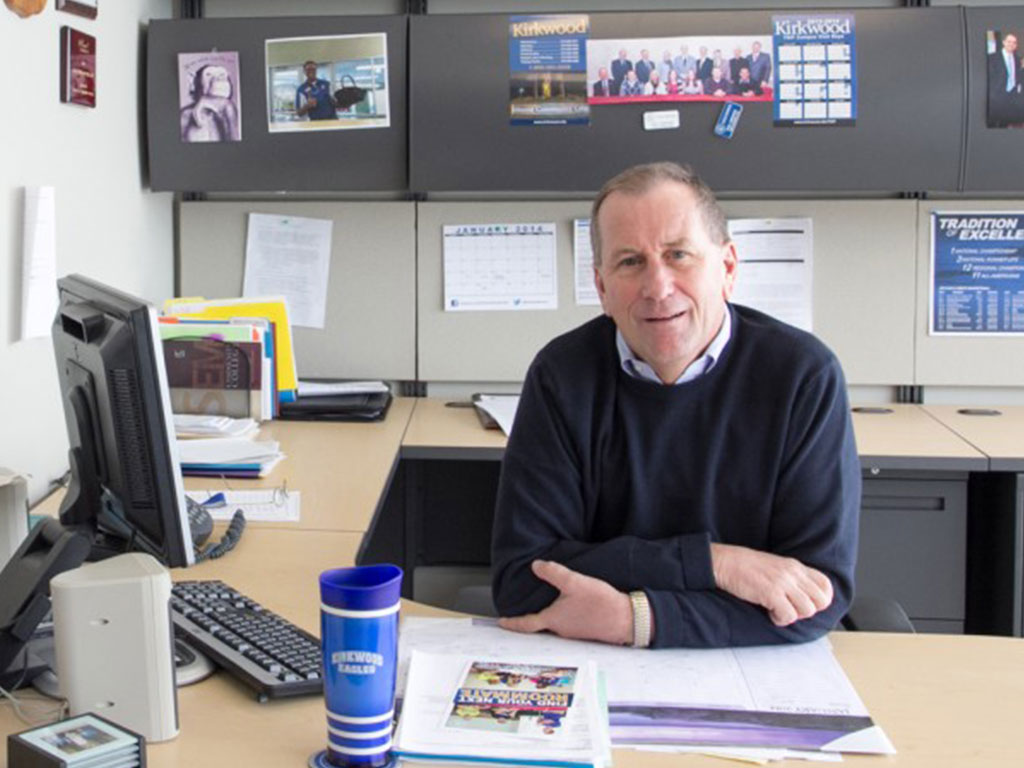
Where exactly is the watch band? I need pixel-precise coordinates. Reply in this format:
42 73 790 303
629 590 652 648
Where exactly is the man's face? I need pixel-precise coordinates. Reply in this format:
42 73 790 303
626 70 638 83
303 62 318 81
593 182 737 383
618 49 627 60
598 67 609 79
739 67 751 82
641 49 650 60
752 42 762 56
1005 35 1018 54
699 47 708 57
711 66 722 80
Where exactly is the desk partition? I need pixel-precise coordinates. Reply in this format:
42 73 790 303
178 200 416 381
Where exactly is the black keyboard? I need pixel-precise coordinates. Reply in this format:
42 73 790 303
170 580 323 701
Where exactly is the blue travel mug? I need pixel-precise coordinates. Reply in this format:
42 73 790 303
312 564 403 768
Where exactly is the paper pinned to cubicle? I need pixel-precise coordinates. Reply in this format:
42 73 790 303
573 219 600 306
728 218 813 331
443 223 558 311
20 186 58 341
244 213 332 329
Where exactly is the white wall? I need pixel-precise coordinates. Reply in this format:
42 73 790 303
0 2 173 503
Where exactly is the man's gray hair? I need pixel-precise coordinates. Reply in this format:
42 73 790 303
589 162 729 266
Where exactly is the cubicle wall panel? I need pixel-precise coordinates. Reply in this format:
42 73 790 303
915 200 1024 386
721 200 916 386
179 201 415 379
147 16 407 192
417 201 602 382
410 10 963 193
963 7 1024 192
419 199 915 385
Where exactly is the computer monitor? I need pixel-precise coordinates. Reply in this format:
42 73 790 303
52 274 194 568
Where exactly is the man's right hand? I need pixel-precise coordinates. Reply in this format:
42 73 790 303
710 543 833 626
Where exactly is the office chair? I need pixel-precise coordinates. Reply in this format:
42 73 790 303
451 585 915 634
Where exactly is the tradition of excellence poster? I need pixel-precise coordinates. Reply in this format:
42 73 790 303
931 212 1024 335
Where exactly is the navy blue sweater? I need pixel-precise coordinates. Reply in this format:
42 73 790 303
491 305 860 648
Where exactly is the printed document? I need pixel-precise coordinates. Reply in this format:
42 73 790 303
398 618 894 756
573 219 600 306
20 186 58 341
244 213 332 329
728 218 813 331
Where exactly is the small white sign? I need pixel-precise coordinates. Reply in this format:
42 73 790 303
642 110 680 131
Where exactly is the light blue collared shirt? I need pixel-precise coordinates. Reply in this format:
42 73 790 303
615 305 732 385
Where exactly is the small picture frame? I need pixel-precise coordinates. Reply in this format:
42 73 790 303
56 0 97 20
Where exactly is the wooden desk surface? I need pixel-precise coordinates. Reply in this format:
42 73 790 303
922 405 1024 471
851 404 987 471
9 408 1024 767
402 398 507 459
183 398 416 534
6 528 1022 768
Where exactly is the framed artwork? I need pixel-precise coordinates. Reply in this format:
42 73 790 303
56 0 97 19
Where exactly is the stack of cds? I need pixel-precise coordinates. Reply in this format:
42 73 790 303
7 714 145 768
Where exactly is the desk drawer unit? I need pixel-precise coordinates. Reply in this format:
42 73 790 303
858 474 967 633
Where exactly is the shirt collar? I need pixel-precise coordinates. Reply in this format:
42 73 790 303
615 305 732 385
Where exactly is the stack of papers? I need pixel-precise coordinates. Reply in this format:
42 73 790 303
174 414 259 440
297 379 389 397
473 394 520 435
398 618 896 764
394 651 611 767
176 438 284 478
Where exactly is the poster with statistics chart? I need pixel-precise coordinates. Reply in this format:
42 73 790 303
727 218 813 331
573 219 600 306
930 212 1024 335
443 224 558 311
773 13 856 126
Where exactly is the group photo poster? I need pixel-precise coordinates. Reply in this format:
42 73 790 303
265 33 390 133
986 29 1024 128
772 13 856 126
178 51 242 143
930 212 1024 335
508 14 590 126
586 34 773 104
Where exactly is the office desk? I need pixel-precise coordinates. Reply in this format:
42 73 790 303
922 405 1024 637
6 524 1024 767
181 398 416 534
6 407 1024 767
397 400 990 633
921 405 1024 472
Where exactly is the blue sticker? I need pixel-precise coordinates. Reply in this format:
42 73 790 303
714 102 743 139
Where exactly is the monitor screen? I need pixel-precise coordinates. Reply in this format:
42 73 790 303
52 275 194 568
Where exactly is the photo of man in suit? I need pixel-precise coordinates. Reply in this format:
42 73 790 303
634 49 656 84
695 46 713 81
593 67 616 97
748 41 773 88
610 49 632 93
988 30 1024 128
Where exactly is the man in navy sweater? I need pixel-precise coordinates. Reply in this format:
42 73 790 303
491 162 859 649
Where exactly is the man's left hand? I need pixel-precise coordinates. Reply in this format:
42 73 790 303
498 560 634 645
